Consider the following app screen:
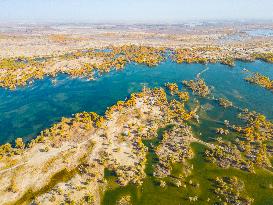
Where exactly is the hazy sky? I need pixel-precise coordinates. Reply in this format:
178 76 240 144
0 0 272 23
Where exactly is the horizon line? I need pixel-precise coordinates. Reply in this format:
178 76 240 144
1 18 273 25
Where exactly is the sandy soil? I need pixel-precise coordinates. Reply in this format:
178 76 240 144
1 22 273 58
0 89 178 204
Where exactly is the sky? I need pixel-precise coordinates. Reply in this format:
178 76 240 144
0 0 272 23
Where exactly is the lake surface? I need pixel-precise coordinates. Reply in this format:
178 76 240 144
0 60 272 144
245 28 273 37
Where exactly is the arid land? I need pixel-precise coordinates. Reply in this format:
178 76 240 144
0 22 273 205
0 22 273 90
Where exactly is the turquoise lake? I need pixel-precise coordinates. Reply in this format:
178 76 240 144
0 60 272 144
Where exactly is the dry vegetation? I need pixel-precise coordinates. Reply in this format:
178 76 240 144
0 85 205 204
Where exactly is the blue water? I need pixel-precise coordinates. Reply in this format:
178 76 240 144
0 61 272 144
245 29 273 37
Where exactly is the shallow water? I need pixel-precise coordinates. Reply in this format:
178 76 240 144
103 142 273 205
0 60 272 144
